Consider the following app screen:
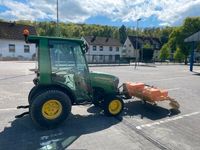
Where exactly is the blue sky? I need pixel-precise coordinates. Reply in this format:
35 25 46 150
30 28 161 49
0 0 200 28
86 15 160 28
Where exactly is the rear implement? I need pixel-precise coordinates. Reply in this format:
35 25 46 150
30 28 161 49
122 82 180 110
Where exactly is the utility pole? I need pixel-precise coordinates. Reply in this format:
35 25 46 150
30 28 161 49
135 18 141 69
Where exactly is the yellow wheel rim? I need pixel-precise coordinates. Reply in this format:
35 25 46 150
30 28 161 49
108 100 122 115
42 100 62 120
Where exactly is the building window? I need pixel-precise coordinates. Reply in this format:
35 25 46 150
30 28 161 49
115 55 120 60
99 55 103 60
155 44 159 49
92 55 97 62
9 44 15 53
93 46 97 51
109 46 113 51
129 44 132 47
122 49 126 53
24 45 30 53
116 47 119 52
100 46 103 51
109 55 112 60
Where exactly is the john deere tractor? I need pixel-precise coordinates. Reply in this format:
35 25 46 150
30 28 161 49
23 32 124 129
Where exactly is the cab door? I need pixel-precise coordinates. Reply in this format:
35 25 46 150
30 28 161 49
72 42 92 102
49 40 92 103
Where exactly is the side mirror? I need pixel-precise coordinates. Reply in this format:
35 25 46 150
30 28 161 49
82 43 89 54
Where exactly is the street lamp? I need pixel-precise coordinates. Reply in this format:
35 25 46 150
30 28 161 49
135 18 141 69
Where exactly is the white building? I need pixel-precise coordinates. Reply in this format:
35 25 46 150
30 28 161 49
82 36 122 63
0 22 37 60
122 36 139 60
123 36 161 61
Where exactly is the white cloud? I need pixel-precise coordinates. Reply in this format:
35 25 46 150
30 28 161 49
159 22 171 27
154 0 200 25
0 0 200 26
0 0 49 21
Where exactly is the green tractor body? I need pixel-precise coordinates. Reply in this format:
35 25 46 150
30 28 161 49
26 35 124 128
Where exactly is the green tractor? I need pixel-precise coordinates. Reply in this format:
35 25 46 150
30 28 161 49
23 32 124 129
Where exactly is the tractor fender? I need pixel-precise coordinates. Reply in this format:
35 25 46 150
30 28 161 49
28 84 76 105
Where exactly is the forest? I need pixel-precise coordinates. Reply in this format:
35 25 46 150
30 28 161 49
2 16 200 63
14 19 174 45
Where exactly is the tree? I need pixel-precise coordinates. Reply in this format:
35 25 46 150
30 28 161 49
164 17 200 65
160 27 174 44
174 47 184 62
119 25 127 44
159 44 170 61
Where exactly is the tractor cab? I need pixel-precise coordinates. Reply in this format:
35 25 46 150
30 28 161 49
27 35 92 103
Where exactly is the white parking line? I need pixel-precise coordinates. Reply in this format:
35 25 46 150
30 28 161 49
143 76 193 83
136 112 200 130
166 88 180 91
24 81 33 84
0 108 17 111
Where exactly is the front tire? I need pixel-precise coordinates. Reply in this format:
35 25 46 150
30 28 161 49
30 90 71 129
103 96 124 116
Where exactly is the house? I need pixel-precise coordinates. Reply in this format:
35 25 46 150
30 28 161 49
82 36 122 63
123 36 162 61
0 21 37 60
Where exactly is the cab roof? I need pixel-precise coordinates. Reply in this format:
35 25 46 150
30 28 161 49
27 35 84 45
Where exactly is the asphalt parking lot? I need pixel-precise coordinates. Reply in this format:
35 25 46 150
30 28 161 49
0 61 200 150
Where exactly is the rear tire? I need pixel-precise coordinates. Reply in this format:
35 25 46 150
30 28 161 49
28 86 40 105
28 86 48 105
29 90 72 129
103 96 124 116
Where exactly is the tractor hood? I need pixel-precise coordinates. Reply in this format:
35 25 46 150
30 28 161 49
89 71 119 94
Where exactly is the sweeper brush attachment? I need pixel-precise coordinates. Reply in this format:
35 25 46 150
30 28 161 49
169 99 180 110
123 82 180 110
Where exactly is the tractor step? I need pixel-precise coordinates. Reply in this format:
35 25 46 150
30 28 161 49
17 105 29 109
15 105 30 118
15 111 29 118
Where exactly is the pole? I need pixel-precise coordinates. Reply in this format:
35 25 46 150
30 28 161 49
135 18 141 69
135 21 138 69
57 0 58 24
56 0 59 36
190 42 195 72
